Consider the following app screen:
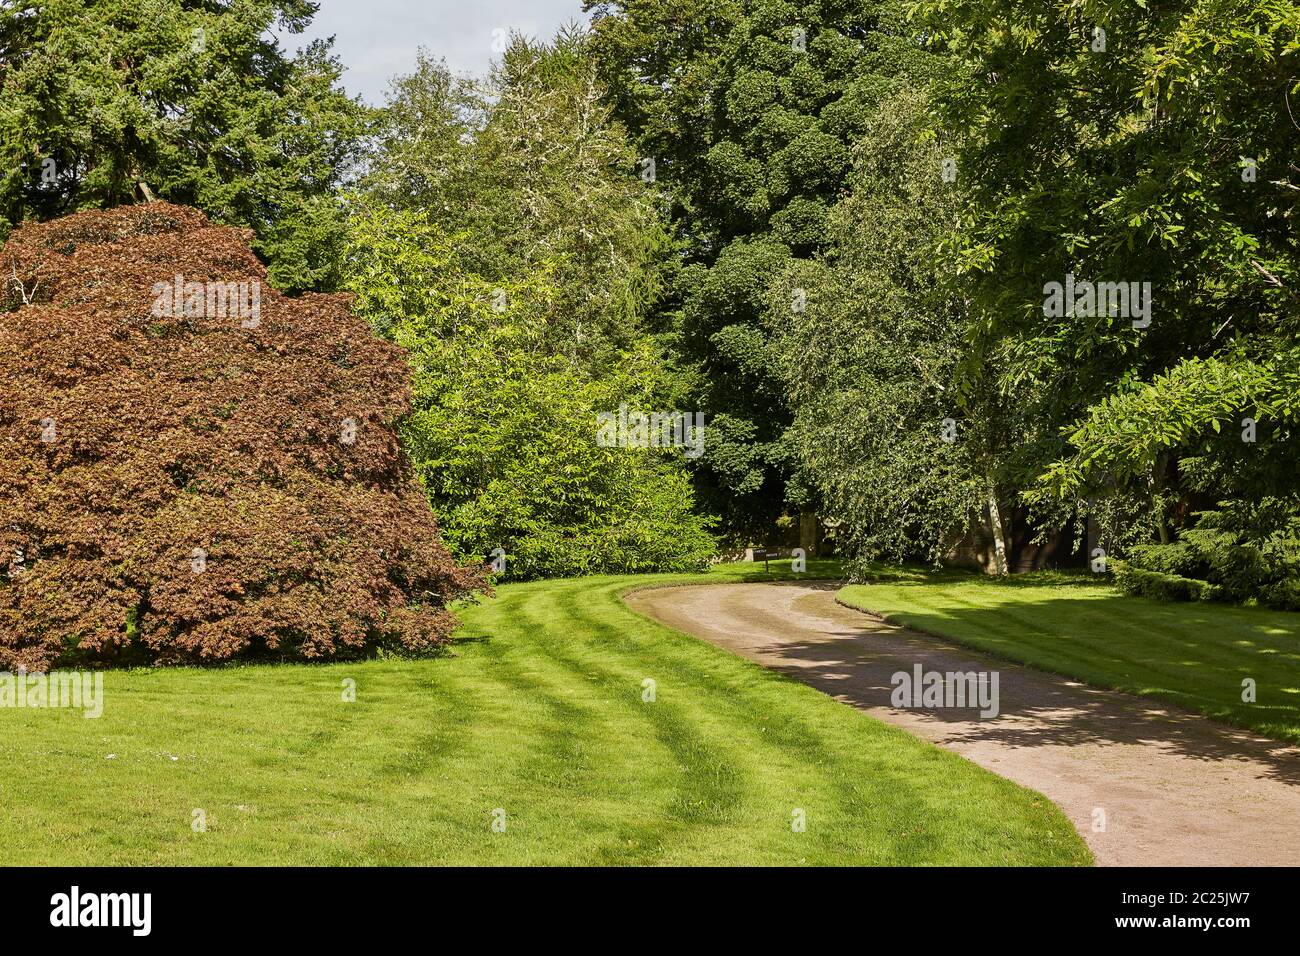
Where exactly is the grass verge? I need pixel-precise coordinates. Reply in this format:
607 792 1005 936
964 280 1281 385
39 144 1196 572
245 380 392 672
838 566 1300 743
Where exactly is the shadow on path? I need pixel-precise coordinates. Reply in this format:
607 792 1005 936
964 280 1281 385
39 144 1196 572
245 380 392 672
625 582 1300 866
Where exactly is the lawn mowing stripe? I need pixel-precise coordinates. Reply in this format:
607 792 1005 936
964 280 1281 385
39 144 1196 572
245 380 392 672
544 581 795 861
925 590 1280 699
507 582 749 841
542 578 926 861
594 581 1087 864
0 565 1091 865
883 587 1252 694
455 582 699 862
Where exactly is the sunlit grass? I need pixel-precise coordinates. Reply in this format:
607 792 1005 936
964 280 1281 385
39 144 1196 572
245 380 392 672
0 561 1088 866
839 567 1300 743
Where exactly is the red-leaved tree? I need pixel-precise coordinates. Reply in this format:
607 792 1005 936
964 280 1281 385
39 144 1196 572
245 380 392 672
0 203 486 668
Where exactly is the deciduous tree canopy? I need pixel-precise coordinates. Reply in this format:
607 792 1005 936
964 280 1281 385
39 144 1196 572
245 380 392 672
587 0 944 537
345 32 716 578
0 203 484 669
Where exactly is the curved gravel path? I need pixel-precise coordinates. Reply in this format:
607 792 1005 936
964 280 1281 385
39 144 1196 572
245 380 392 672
624 581 1300 866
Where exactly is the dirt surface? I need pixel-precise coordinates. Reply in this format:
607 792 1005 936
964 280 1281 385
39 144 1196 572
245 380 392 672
624 581 1300 866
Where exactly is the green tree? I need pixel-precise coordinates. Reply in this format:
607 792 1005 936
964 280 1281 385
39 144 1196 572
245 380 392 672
344 205 715 579
776 86 1030 573
0 0 368 291
345 32 715 577
363 28 670 363
913 0 1300 551
587 0 943 540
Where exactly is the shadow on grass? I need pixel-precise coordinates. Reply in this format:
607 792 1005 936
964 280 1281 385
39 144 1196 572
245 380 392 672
853 562 1108 590
447 634 492 646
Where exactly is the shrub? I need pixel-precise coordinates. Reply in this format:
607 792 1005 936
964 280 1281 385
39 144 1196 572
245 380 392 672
1262 578 1300 612
401 318 718 582
0 203 486 669
1113 562 1221 603
1119 502 1300 609
1124 541 1205 579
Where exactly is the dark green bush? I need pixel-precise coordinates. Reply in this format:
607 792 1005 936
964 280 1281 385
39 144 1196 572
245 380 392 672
1120 503 1300 609
1262 576 1300 611
1124 541 1204 578
1113 563 1220 603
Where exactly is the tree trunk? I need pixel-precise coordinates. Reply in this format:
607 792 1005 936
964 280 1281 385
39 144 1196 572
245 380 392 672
987 481 1009 576
1153 451 1170 544
799 509 821 557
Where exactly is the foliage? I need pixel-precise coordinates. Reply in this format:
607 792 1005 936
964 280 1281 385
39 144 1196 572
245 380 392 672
774 85 1031 569
776 87 968 562
914 0 1299 384
1036 347 1300 500
362 28 671 363
344 204 715 580
588 0 945 537
344 31 715 579
1112 563 1222 603
0 0 369 292
914 0 1300 554
0 204 485 669
1119 502 1300 608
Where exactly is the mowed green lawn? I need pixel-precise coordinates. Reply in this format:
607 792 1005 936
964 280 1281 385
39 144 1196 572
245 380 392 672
0 561 1088 865
839 567 1300 743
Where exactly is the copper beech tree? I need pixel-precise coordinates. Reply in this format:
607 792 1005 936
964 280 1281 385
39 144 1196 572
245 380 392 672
0 203 486 669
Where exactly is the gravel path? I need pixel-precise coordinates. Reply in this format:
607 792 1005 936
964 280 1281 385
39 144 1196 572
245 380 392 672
624 581 1300 866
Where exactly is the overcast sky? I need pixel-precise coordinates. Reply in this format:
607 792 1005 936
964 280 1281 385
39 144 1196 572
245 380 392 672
294 0 589 103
